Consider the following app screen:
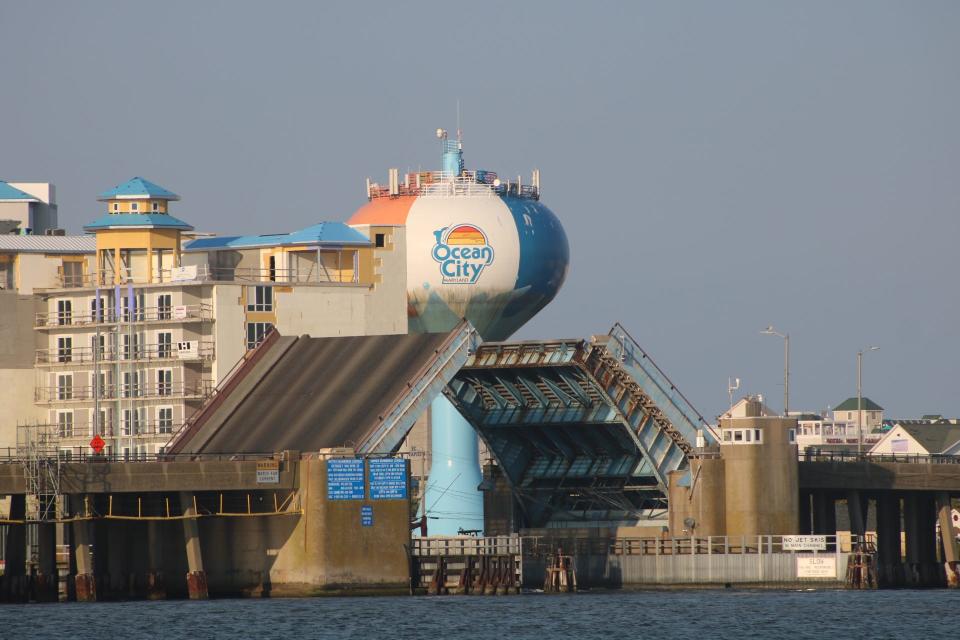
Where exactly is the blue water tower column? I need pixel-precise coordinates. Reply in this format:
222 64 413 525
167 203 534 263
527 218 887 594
420 395 484 535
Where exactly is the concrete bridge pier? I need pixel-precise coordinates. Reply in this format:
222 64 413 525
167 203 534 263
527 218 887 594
811 492 837 551
35 517 59 602
2 494 27 602
935 492 959 587
875 492 903 587
70 495 97 602
146 521 167 599
180 492 208 600
845 490 868 545
904 493 940 586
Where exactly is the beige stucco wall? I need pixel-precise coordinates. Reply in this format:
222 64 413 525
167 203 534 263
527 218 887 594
0 293 42 448
16 253 62 294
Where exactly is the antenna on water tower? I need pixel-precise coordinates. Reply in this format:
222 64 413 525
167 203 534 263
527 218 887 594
728 377 741 412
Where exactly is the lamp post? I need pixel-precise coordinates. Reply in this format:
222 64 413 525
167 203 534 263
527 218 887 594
857 346 880 457
760 325 789 416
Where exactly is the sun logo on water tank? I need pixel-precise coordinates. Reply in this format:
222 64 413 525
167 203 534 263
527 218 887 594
431 224 495 284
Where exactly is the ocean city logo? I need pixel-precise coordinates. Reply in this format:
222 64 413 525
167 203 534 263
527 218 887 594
431 224 495 284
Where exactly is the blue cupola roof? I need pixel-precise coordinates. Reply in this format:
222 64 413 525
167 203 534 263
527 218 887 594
98 177 180 201
83 213 194 232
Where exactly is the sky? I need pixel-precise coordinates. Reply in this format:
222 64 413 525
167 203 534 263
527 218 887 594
2 1 958 420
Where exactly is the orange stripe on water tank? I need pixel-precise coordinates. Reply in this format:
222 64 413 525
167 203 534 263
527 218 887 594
347 196 416 225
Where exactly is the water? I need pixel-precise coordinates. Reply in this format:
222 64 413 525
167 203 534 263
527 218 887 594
0 590 953 639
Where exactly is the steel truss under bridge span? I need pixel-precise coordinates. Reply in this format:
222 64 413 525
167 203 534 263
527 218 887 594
443 324 714 528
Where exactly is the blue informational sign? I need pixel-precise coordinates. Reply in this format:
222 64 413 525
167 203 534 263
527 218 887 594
361 505 373 527
369 458 408 500
327 458 365 500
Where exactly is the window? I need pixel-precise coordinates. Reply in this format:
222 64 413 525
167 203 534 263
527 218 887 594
122 333 141 360
62 261 83 288
122 371 140 398
113 203 119 212
157 294 172 320
90 334 106 360
59 449 73 462
247 286 273 312
157 332 172 358
90 297 105 323
721 428 764 445
246 322 273 350
734 430 743 442
121 293 144 322
57 374 73 400
375 233 386 248
91 371 108 399
723 430 732 442
122 408 144 436
57 411 74 437
788 428 797 444
57 336 72 363
91 408 109 437
57 300 72 325
151 201 159 212
754 429 761 442
157 369 172 396
131 202 139 212
158 407 173 434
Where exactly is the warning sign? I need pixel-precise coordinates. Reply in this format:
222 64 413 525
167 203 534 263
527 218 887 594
256 460 280 484
796 556 836 578
89 434 105 454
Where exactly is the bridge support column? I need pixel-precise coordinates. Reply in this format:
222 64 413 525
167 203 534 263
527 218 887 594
876 492 902 587
2 494 27 602
936 492 959 587
70 495 97 602
35 516 59 602
812 492 836 550
180 492 208 600
146 521 166 599
904 493 940 586
846 490 868 547
798 491 812 535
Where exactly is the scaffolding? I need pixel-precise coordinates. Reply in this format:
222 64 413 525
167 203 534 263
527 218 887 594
16 423 62 521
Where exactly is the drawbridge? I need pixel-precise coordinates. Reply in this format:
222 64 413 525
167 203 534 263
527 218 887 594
444 323 714 528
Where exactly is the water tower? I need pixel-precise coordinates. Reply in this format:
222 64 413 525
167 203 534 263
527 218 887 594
349 130 569 534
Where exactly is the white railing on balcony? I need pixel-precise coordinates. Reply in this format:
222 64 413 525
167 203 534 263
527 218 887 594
36 341 215 365
35 380 214 403
35 303 214 328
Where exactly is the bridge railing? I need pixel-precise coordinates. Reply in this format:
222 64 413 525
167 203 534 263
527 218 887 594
610 534 874 556
800 450 960 465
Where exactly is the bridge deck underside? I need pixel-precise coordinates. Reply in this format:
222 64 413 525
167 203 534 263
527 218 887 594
445 340 695 527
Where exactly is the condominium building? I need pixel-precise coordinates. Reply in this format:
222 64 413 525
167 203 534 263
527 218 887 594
15 177 406 459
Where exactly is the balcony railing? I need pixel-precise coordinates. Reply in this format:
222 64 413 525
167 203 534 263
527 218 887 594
35 303 214 328
367 170 540 201
36 341 215 365
53 262 363 289
25 421 185 440
35 380 214 403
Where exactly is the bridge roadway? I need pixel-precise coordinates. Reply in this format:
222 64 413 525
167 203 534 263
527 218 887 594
0 455 300 495
799 458 960 492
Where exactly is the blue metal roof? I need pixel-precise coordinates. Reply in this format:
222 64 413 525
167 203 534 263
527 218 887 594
184 222 370 251
98 177 180 201
83 213 194 231
0 181 39 202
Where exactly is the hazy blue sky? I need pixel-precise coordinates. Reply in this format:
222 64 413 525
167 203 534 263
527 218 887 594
2 1 958 419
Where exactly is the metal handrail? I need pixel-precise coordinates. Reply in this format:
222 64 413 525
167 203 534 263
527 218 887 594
607 322 717 441
36 341 215 364
800 450 960 465
35 303 214 327
608 533 875 556
35 380 214 403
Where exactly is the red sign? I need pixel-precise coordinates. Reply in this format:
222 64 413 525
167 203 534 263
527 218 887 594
89 435 105 454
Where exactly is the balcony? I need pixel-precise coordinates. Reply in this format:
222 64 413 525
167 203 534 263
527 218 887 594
51 263 362 289
25 421 185 441
36 341 215 366
35 303 214 329
35 380 214 404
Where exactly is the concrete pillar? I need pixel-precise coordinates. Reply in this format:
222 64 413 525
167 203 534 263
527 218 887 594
904 493 940 586
812 492 837 550
798 491 812 535
875 492 902 587
35 520 59 602
2 494 27 602
846 490 868 546
146 521 166 599
936 492 959 587
180 492 208 599
70 495 97 601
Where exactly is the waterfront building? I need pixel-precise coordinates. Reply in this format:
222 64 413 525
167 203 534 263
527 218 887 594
869 420 960 456
0 180 59 236
8 177 406 459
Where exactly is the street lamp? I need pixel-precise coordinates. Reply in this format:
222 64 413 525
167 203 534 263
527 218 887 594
857 346 880 457
760 325 790 416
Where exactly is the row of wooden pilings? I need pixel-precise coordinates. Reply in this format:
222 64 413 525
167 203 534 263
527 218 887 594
0 493 210 603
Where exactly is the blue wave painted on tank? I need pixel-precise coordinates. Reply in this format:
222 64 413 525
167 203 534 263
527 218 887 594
491 197 570 341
